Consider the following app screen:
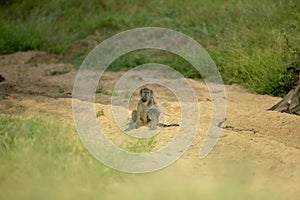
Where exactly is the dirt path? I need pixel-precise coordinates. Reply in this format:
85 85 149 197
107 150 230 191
1 51 299 199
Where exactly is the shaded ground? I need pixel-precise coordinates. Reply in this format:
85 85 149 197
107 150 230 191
1 51 300 199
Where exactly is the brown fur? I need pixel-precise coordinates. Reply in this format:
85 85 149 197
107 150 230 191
126 87 160 130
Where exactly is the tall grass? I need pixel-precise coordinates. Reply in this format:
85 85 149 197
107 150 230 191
0 0 299 95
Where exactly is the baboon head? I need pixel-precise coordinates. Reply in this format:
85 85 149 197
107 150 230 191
140 87 153 103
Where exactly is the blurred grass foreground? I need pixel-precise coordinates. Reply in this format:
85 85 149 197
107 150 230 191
0 116 278 200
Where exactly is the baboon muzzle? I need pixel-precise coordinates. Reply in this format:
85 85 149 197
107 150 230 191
141 97 148 102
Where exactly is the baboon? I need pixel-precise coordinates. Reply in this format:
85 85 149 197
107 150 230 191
268 67 300 115
268 84 300 114
128 87 160 130
125 87 179 131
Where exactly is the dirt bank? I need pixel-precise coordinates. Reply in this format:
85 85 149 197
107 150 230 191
1 51 299 199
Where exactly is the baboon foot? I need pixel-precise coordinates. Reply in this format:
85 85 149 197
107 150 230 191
149 122 157 130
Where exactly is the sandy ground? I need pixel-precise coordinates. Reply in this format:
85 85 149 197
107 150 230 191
1 51 300 199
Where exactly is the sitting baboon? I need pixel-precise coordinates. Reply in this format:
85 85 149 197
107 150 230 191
130 87 160 130
125 87 179 131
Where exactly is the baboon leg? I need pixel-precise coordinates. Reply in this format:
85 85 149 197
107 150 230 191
148 108 160 130
132 109 144 126
125 110 138 131
132 110 138 122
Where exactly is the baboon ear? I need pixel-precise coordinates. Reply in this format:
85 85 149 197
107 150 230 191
150 89 153 95
140 88 143 96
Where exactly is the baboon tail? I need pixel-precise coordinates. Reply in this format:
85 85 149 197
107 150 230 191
158 123 180 127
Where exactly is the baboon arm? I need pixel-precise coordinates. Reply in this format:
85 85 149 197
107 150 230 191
290 104 300 114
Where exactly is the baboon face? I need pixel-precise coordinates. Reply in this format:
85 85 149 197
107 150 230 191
140 88 153 103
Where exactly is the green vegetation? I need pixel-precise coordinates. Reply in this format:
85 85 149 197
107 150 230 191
0 0 299 95
96 84 109 94
0 116 276 199
0 116 115 199
58 86 65 93
121 136 157 153
0 116 158 199
96 109 104 117
50 67 71 75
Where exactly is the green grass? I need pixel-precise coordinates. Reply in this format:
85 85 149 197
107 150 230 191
0 0 299 95
0 116 117 200
95 84 110 95
96 109 105 118
0 115 278 200
50 67 71 76
121 136 157 153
